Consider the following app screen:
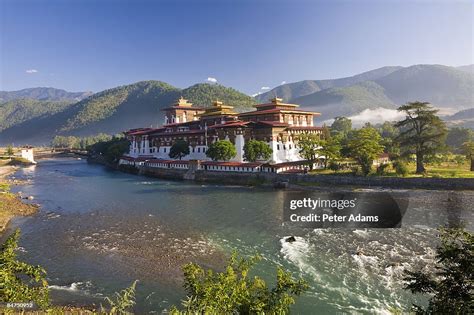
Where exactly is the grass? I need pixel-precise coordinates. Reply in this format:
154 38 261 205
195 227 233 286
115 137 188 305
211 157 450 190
309 160 474 178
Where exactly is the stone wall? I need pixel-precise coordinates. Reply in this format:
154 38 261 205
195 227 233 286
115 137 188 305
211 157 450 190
93 157 474 190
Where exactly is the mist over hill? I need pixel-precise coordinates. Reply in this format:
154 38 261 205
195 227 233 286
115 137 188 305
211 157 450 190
1 63 473 145
258 64 474 123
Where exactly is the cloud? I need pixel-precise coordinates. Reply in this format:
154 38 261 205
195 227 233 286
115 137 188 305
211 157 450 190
251 92 261 97
260 86 270 90
321 107 406 127
26 69 38 74
207 77 217 83
281 81 286 85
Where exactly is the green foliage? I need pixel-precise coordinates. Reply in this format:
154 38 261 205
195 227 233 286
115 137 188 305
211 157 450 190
404 227 473 314
87 135 130 163
5 144 14 156
206 140 236 161
182 83 256 113
0 229 50 310
243 140 272 162
0 87 91 103
318 136 342 169
461 141 474 171
104 280 138 314
0 182 10 192
446 127 473 153
346 126 384 176
330 117 352 137
296 134 322 170
169 140 190 160
395 102 447 174
393 160 409 177
61 81 178 131
170 252 308 314
0 99 73 132
375 163 390 176
52 133 113 150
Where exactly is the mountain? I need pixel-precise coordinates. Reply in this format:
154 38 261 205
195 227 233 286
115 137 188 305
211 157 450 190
292 81 396 118
255 66 403 102
448 108 474 120
275 64 474 121
0 87 93 102
374 64 473 108
444 108 474 129
0 99 74 132
0 81 256 145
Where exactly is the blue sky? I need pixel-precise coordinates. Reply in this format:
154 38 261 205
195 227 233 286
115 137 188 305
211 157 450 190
1 0 472 95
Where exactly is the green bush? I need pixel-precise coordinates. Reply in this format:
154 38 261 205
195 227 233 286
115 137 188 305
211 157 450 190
404 228 473 314
393 160 409 177
103 280 138 314
328 161 341 173
0 229 50 310
170 252 308 314
376 163 390 176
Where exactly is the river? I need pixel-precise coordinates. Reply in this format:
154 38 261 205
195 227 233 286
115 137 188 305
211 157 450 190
5 158 473 314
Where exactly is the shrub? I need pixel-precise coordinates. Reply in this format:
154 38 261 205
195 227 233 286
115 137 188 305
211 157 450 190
404 228 473 314
376 163 390 176
328 161 340 173
103 280 138 314
170 252 308 314
0 229 50 310
393 160 409 177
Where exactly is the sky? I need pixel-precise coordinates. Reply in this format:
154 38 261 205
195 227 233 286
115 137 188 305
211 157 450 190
1 0 473 95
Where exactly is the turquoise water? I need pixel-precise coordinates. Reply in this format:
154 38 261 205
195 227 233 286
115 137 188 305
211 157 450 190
6 158 473 314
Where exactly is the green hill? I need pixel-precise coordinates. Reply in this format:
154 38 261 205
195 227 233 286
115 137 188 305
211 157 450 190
255 66 402 102
0 81 256 145
182 83 256 112
0 99 74 132
273 65 474 121
375 64 474 108
292 81 396 119
0 87 92 102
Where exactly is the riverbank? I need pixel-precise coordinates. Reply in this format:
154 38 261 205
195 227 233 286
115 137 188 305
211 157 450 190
90 157 474 190
0 164 38 234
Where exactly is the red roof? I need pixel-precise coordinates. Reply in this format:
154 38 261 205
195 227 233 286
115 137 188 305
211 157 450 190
270 160 317 167
150 129 205 136
126 128 162 136
145 159 190 165
161 106 205 111
256 121 289 127
238 108 320 116
287 126 323 130
208 121 252 129
201 161 263 168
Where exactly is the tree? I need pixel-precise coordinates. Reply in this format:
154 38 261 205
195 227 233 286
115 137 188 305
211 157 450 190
330 116 352 137
404 228 473 314
206 140 236 161
318 136 342 169
446 127 473 153
169 140 190 160
346 126 384 176
0 229 50 310
296 134 322 170
170 252 308 314
395 102 447 174
5 144 14 156
243 140 272 162
461 141 474 171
